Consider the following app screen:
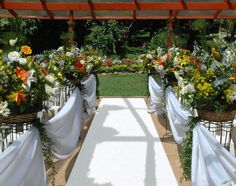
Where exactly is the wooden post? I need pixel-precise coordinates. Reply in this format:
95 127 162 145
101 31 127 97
168 18 173 48
69 10 74 44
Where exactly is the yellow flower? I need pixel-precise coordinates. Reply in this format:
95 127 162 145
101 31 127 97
229 76 235 81
206 68 215 78
58 72 63 79
211 47 221 61
196 82 213 97
0 49 2 53
8 91 26 105
21 45 32 55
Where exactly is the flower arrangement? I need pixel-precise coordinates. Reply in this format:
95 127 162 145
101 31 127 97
140 47 190 86
175 38 236 115
0 39 52 118
43 45 102 87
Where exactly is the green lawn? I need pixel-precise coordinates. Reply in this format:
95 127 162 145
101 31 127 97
98 73 148 96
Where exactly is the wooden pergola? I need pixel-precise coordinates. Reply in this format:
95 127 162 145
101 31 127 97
0 0 236 20
1 0 235 46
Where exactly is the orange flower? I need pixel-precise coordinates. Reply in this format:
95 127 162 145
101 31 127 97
229 76 235 81
189 56 196 63
166 53 171 60
158 57 165 66
21 45 32 55
76 62 84 72
15 67 27 83
15 92 26 105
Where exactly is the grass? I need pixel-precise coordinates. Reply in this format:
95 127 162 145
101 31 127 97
98 73 148 96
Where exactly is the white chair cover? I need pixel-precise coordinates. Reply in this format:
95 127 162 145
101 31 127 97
0 127 46 186
82 74 97 120
148 76 164 115
192 124 236 186
165 87 191 144
45 88 83 159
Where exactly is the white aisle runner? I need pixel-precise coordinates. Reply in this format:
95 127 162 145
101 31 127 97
67 98 178 186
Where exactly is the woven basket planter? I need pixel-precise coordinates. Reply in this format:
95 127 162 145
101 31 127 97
197 109 236 122
0 112 38 124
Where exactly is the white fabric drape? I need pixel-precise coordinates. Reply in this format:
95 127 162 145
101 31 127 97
45 88 83 159
165 87 191 144
0 127 46 186
82 74 97 119
148 76 164 115
192 124 236 186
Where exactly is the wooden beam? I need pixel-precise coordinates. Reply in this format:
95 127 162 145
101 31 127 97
0 1 236 20
8 9 17 17
0 14 235 20
213 10 222 19
88 0 96 20
224 0 233 9
69 10 74 44
2 2 236 11
168 11 173 48
40 0 54 19
0 1 17 17
132 0 140 20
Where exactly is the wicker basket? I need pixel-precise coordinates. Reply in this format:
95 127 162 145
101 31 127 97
197 109 236 122
0 112 38 124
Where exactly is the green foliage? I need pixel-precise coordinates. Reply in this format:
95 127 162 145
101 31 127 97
87 20 124 55
98 73 147 96
34 120 57 186
191 20 211 50
191 20 210 32
180 117 197 181
127 64 145 72
173 34 189 48
0 18 39 49
148 27 169 50
99 64 144 73
0 32 27 50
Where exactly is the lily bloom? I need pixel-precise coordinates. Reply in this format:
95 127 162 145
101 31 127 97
8 92 26 105
22 69 37 91
16 67 27 83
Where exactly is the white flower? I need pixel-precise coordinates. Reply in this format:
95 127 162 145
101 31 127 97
156 47 163 56
186 83 195 93
146 54 153 60
80 60 86 65
49 54 54 59
66 52 73 57
162 55 167 62
0 101 11 117
8 51 20 62
57 46 64 51
180 83 195 95
19 58 27 65
45 74 55 84
88 56 94 62
9 38 17 46
173 56 179 66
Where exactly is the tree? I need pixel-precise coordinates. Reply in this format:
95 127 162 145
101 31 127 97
86 20 124 55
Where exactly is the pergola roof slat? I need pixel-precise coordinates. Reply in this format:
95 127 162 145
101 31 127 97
0 0 235 20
